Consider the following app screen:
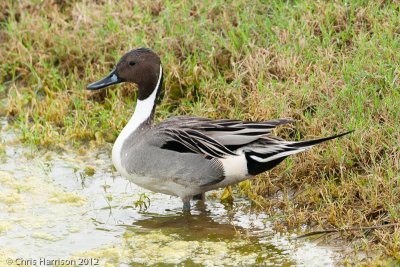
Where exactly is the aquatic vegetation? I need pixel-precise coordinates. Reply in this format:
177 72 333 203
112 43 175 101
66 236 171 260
0 221 12 234
48 189 87 206
133 193 151 212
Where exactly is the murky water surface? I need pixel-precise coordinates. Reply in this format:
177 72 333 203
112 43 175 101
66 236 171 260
0 120 338 266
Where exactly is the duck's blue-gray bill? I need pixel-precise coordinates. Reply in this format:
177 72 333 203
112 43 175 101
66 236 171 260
87 69 121 90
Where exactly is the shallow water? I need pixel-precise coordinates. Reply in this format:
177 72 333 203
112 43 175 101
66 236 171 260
0 119 338 266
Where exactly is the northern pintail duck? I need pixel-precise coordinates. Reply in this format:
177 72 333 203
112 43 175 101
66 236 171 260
87 48 350 210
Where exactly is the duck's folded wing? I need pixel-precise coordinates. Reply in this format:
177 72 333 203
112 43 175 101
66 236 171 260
198 118 293 147
157 116 294 151
160 128 237 158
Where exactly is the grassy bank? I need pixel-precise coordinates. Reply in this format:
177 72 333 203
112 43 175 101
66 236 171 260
1 0 399 264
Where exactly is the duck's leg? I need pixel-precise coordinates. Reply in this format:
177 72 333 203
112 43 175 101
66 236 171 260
192 193 205 201
183 202 191 211
182 196 191 211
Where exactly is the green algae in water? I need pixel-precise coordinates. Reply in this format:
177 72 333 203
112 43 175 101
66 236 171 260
31 232 63 242
0 142 5 159
48 189 87 206
0 221 12 234
75 231 267 267
84 166 96 176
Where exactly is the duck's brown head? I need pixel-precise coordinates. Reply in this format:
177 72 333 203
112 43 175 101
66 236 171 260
87 48 162 100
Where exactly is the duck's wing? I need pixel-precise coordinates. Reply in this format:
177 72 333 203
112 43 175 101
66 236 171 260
156 116 293 158
160 128 237 158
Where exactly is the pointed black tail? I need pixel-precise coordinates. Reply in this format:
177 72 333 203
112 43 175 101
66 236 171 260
245 130 353 176
287 130 353 148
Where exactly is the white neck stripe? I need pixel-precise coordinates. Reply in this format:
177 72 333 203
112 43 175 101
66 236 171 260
112 65 162 175
127 65 162 130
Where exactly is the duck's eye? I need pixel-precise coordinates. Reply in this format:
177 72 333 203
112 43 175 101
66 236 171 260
128 61 136 66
